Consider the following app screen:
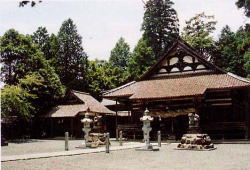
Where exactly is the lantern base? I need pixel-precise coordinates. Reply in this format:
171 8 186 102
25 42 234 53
135 144 159 151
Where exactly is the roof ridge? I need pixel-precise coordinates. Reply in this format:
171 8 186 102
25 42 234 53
227 72 250 83
71 90 90 95
139 73 221 82
102 81 136 95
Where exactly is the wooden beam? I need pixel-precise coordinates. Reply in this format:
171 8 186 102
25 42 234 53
209 103 232 106
205 98 232 102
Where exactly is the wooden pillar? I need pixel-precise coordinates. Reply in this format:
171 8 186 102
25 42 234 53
50 119 54 137
70 118 74 138
171 117 174 134
245 88 250 139
115 99 118 140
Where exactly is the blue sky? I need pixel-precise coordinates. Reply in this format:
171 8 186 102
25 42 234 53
0 0 249 60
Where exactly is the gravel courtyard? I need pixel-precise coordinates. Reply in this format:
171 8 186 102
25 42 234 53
2 141 250 170
2 139 88 156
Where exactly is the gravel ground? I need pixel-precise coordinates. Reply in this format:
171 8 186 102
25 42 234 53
1 139 85 156
2 143 250 170
1 139 124 156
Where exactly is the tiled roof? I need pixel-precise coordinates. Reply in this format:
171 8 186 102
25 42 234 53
45 104 86 118
72 91 115 114
46 91 115 118
103 74 250 100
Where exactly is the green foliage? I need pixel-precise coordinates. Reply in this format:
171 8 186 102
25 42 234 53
128 38 155 80
19 66 65 112
236 0 250 17
109 37 131 69
181 12 217 60
86 61 127 99
0 29 36 84
47 34 60 64
244 51 250 77
31 27 51 60
142 0 179 58
57 18 88 88
1 29 65 117
216 24 250 77
1 85 36 121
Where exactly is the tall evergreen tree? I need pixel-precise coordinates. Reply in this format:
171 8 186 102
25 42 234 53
216 24 250 77
128 38 155 80
141 0 179 58
109 37 131 69
31 27 50 60
181 12 217 61
57 18 88 88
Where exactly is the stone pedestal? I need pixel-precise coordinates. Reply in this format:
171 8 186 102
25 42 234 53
177 134 215 150
177 113 215 151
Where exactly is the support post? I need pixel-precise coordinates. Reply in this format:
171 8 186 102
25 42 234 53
115 100 118 140
50 119 54 137
245 88 250 139
119 131 123 146
65 132 69 151
158 131 161 147
70 118 74 138
105 133 110 153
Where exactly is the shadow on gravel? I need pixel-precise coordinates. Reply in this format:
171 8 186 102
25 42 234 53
10 139 40 144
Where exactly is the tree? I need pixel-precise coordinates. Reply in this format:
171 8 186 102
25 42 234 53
0 29 37 84
0 29 65 114
31 27 50 60
86 61 127 99
215 25 235 69
19 66 65 113
1 85 36 121
141 0 179 58
236 0 250 17
181 12 217 61
57 18 88 88
109 37 131 69
19 1 42 7
244 51 250 77
128 38 155 80
216 24 250 77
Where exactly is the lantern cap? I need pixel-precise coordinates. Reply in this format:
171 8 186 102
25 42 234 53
144 108 150 116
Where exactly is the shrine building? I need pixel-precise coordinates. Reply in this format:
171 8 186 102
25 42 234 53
103 39 250 140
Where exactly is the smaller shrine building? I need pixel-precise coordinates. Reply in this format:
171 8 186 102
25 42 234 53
43 90 115 137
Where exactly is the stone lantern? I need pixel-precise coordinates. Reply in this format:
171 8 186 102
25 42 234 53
136 108 159 151
188 112 200 133
81 108 93 147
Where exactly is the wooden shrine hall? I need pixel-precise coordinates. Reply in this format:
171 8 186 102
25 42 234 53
43 91 115 137
103 39 250 140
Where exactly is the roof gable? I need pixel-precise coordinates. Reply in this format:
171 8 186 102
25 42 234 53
140 38 225 80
